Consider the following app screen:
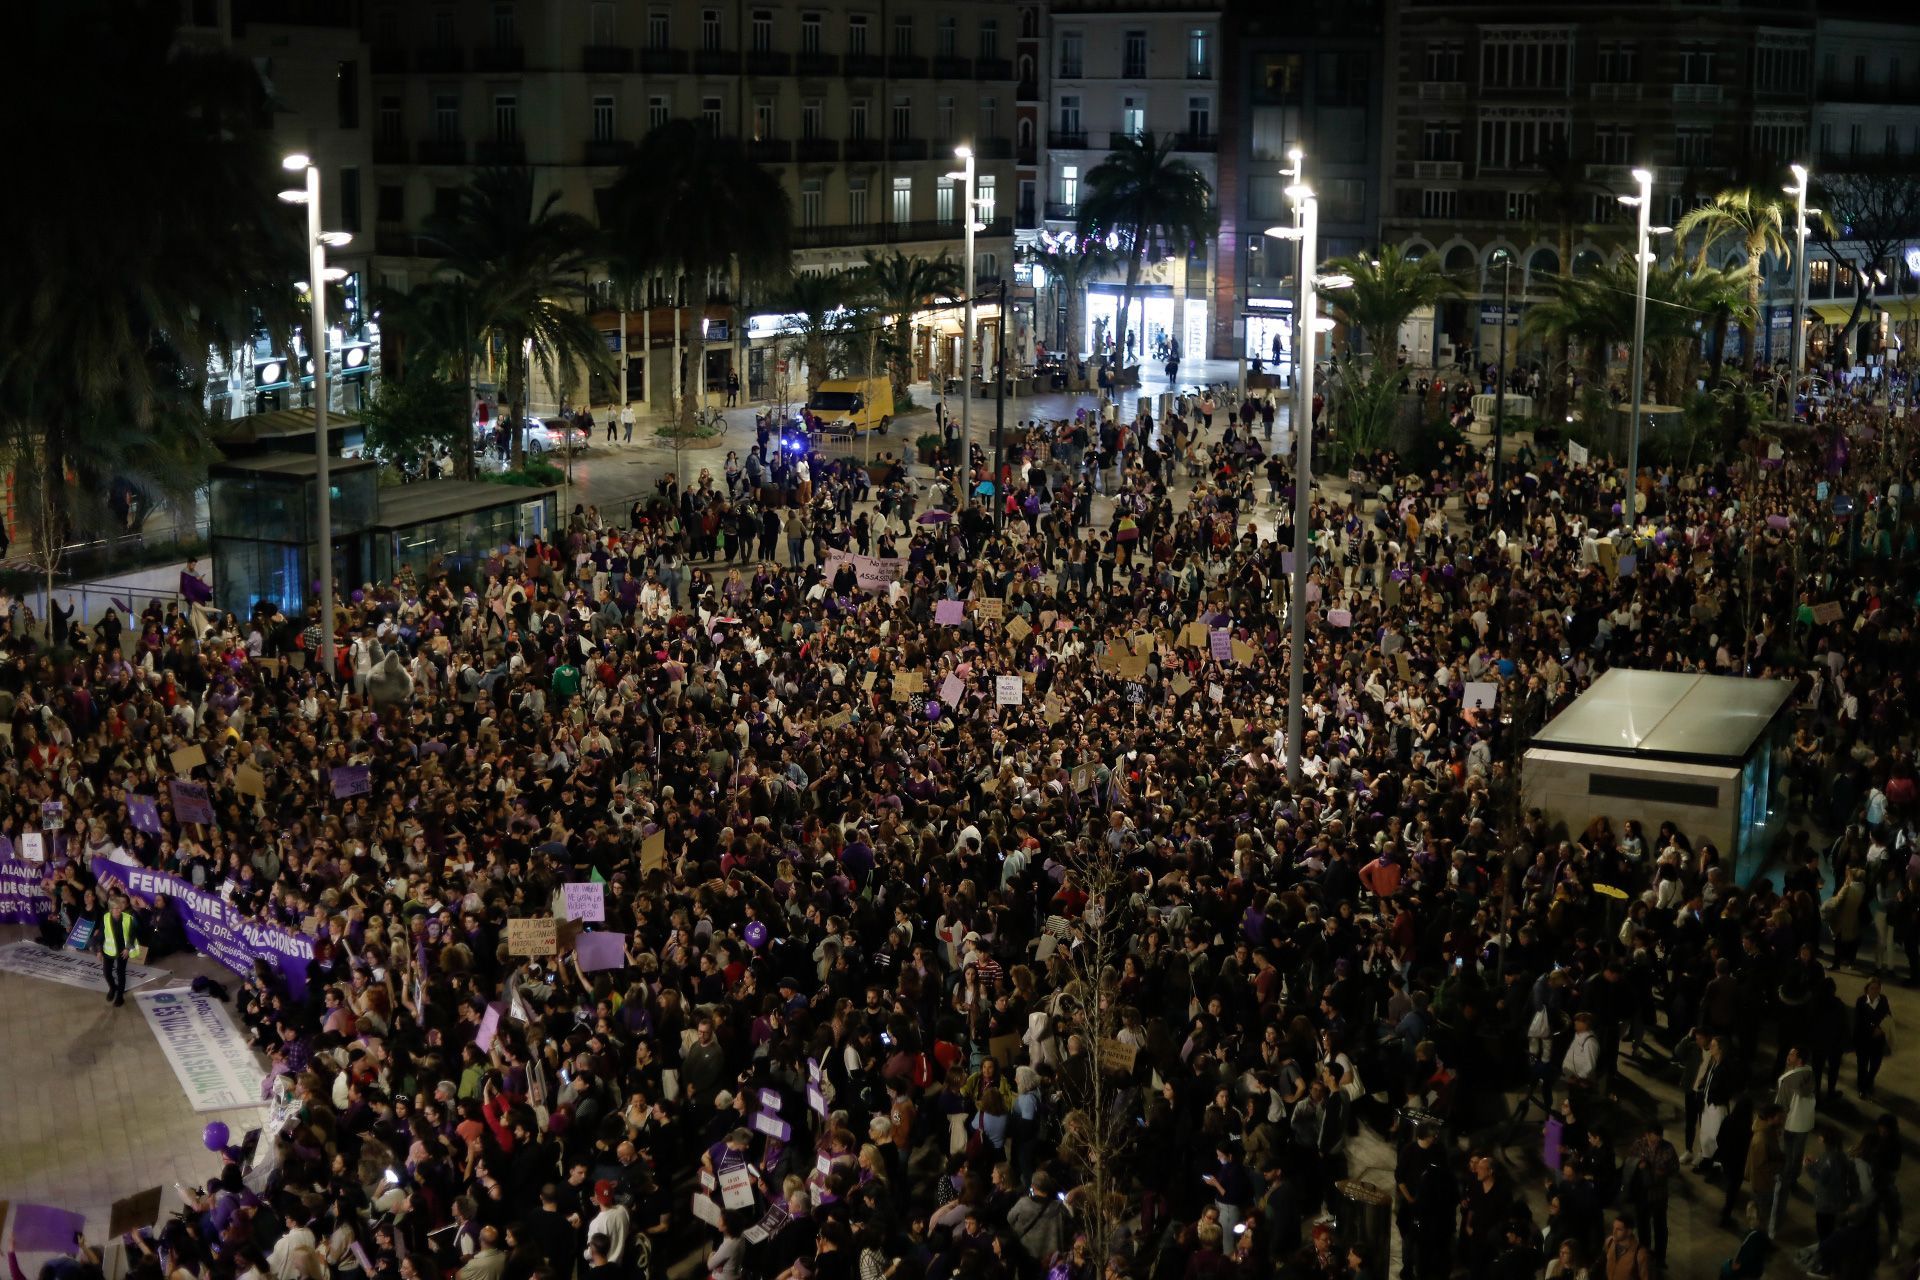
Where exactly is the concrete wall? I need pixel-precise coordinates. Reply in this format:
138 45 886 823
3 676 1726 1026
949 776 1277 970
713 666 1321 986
1523 746 1740 868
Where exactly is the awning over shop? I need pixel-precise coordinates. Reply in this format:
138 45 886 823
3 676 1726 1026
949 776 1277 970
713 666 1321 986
1873 297 1920 323
1809 301 1853 324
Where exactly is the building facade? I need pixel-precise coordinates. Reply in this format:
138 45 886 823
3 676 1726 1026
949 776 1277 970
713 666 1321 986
1218 2 1385 374
1380 0 1817 373
362 0 1019 407
1033 0 1222 364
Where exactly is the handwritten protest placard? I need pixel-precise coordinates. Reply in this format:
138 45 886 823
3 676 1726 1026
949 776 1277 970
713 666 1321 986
562 882 605 922
507 916 557 956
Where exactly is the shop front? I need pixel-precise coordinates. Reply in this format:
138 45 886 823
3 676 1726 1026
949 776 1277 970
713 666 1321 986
1083 287 1209 368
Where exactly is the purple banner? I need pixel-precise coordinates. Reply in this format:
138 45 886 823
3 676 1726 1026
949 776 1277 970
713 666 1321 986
127 793 163 836
330 765 372 798
91 857 315 1000
576 931 627 972
12 1203 87 1254
169 779 215 825
0 859 48 924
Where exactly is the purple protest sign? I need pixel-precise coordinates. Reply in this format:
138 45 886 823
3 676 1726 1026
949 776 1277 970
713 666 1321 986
330 765 372 798
475 1003 502 1051
127 794 163 836
575 931 628 972
92 857 315 1000
169 779 215 825
1209 630 1233 662
12 1203 87 1254
934 599 966 625
1767 514 1791 531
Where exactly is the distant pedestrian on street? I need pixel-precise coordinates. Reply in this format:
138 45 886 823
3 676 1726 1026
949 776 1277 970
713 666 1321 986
726 371 740 407
94 890 142 1007
621 402 635 443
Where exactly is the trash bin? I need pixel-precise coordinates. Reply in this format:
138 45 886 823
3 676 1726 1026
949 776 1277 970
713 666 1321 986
1330 1179 1391 1265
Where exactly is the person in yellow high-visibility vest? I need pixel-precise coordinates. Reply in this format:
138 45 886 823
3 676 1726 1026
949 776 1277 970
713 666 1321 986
94 890 143 1007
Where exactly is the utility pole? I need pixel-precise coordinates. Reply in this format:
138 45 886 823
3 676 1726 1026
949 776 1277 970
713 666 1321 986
994 276 1008 526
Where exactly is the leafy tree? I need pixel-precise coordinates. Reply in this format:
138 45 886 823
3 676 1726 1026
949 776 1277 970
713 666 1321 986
1020 242 1110 374
0 0 293 623
612 121 791 431
857 250 963 401
1322 247 1459 367
1076 134 1216 374
1809 159 1920 365
359 366 467 481
1522 257 1752 402
427 168 610 467
1676 186 1792 369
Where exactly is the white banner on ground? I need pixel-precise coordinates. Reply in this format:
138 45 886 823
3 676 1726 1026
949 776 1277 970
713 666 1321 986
135 987 266 1112
0 939 165 993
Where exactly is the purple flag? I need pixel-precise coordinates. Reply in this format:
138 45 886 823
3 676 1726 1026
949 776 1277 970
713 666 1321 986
169 779 215 825
110 596 132 613
128 793 163 835
179 571 214 606
576 931 628 972
330 765 372 798
12 1203 87 1254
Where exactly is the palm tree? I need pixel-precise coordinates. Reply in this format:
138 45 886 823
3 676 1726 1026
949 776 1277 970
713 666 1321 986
0 0 292 627
426 168 609 467
1076 133 1216 374
1020 242 1109 369
1322 247 1459 366
611 121 791 431
771 271 856 397
1676 186 1791 371
1523 257 1752 402
1528 143 1612 418
857 250 963 403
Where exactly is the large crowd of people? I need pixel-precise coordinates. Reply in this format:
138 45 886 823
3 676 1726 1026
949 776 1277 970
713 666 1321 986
1 357 1916 1280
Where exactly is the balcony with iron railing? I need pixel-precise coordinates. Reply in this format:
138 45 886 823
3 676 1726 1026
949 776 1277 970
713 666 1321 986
1016 204 1038 230
746 50 791 76
472 44 524 72
796 138 840 162
976 136 1014 159
1049 130 1088 149
932 55 973 79
419 138 468 165
1171 131 1216 152
373 137 409 165
583 45 633 73
476 137 527 164
1410 159 1463 179
748 138 793 163
1671 83 1723 103
889 138 930 161
1044 201 1076 221
796 51 839 76
693 48 737 74
845 138 883 161
976 57 1013 81
638 47 687 73
1817 79 1920 105
1415 80 1465 100
1589 82 1641 101
889 54 929 78
844 53 885 78
414 45 463 73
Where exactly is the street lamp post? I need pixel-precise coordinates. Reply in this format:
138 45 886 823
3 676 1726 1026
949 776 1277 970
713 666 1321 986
1620 168 1653 531
1491 249 1512 528
1272 148 1318 790
279 155 352 675
1786 163 1812 406
956 146 977 473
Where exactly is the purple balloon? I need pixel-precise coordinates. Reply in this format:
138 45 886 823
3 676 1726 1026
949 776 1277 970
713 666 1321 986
925 701 942 721
203 1120 231 1152
745 921 769 949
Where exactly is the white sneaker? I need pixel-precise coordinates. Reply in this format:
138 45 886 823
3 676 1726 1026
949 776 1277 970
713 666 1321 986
1680 1152 1696 1165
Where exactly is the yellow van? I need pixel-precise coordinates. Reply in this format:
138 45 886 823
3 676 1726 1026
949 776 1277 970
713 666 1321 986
806 378 895 434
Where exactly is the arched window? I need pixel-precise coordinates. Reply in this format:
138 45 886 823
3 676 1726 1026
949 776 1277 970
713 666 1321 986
1443 244 1475 273
1529 247 1560 276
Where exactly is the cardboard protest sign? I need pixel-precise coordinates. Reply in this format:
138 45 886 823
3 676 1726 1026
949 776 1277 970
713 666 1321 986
19 833 45 863
562 882 605 922
1097 1038 1139 1074
1118 652 1149 680
1006 615 1032 642
640 830 668 874
1327 609 1352 628
821 709 853 730
995 676 1024 706
109 1187 163 1239
170 745 207 775
1231 639 1255 665
235 764 267 798
330 765 372 798
1171 673 1193 696
506 916 557 956
972 598 1003 621
1462 681 1498 711
169 780 215 825
940 674 965 707
1812 601 1844 624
